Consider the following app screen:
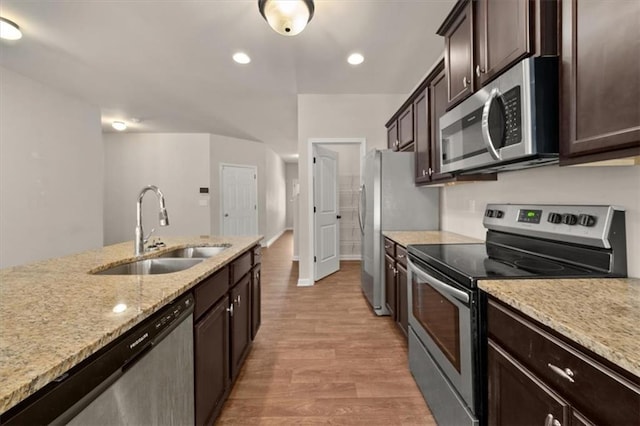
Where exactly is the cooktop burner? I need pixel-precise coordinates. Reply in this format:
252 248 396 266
408 243 602 287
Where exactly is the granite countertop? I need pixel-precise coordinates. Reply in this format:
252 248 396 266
382 230 482 247
0 235 262 414
479 278 640 379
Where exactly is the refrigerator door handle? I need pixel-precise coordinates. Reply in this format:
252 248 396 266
358 184 365 234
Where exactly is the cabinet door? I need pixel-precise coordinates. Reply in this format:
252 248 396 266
488 340 570 426
560 0 640 163
477 0 531 85
414 89 430 183
430 66 454 181
194 295 229 426
444 0 474 109
396 263 408 337
384 254 396 319
230 274 251 380
251 264 261 340
387 121 399 151
398 104 414 150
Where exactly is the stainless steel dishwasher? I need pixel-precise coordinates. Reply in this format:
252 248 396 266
2 293 195 425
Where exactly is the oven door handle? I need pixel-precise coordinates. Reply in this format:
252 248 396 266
481 88 503 161
408 260 470 305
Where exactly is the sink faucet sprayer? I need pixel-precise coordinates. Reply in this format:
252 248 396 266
135 185 169 256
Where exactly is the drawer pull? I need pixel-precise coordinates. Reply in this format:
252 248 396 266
547 363 575 383
545 414 561 426
397 254 406 258
384 244 392 249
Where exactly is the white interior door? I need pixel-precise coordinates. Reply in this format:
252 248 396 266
221 165 258 236
314 145 340 280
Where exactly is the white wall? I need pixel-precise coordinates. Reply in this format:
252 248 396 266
441 164 640 277
264 148 287 246
103 133 211 245
285 162 298 229
0 67 104 268
209 134 286 246
297 94 406 284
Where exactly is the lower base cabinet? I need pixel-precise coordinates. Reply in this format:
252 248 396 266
230 274 251 380
251 264 261 340
396 263 408 335
194 296 229 426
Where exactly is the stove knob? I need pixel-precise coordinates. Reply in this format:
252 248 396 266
547 212 562 224
495 210 504 218
561 214 578 225
486 209 495 218
578 214 597 227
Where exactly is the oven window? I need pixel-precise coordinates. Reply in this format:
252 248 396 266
412 276 461 372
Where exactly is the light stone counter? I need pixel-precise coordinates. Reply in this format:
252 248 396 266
382 230 483 247
479 278 640 379
0 235 262 414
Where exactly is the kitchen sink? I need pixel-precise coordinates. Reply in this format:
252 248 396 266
93 258 204 275
157 245 230 259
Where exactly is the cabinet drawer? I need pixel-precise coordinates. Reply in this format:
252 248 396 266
231 251 252 285
384 238 395 258
194 266 229 321
252 245 262 265
488 299 640 425
396 245 408 268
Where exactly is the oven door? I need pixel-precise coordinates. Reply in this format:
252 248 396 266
408 258 475 410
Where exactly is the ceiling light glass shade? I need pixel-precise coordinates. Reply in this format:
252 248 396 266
0 17 22 40
233 52 251 64
348 53 365 65
112 121 127 131
258 0 314 36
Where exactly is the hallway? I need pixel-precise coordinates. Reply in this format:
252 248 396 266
216 231 436 425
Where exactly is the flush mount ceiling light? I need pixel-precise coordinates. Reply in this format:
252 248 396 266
347 53 365 65
112 121 127 131
258 0 314 36
0 17 22 40
233 52 251 64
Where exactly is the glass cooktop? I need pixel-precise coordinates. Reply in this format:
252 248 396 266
407 243 606 287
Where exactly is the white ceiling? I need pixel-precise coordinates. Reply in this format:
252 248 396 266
0 0 455 161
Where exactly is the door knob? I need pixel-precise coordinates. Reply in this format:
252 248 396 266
337 215 342 219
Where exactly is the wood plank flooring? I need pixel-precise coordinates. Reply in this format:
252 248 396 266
216 231 436 425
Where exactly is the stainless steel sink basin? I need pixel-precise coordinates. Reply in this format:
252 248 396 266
93 258 204 275
157 245 230 259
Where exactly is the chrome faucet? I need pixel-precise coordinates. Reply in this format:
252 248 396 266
135 185 169 256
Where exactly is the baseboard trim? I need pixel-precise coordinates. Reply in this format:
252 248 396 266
340 255 362 261
297 278 314 287
263 229 286 248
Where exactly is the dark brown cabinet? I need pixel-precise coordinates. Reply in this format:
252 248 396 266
230 273 251 381
560 0 640 164
193 245 262 425
387 120 399 151
387 104 414 152
384 253 396 318
487 297 640 425
194 295 229 426
396 262 408 335
438 0 556 110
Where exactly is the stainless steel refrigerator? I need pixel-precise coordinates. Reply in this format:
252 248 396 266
359 149 439 315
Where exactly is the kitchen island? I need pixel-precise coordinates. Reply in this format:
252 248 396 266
0 235 262 415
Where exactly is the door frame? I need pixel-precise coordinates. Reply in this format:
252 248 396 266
307 138 366 282
219 163 258 236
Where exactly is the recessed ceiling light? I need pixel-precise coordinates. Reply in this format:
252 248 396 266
112 121 127 131
233 52 251 64
0 17 22 41
347 53 364 65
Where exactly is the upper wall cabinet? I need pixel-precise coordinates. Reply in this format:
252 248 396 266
559 0 640 164
438 0 557 110
386 104 414 152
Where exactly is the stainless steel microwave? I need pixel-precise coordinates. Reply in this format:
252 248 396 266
439 57 559 174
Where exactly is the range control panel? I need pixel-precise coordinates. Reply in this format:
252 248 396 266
482 204 624 248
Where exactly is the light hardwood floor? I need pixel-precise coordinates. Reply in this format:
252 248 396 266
216 231 436 425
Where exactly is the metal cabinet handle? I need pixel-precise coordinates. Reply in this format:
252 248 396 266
227 303 234 317
384 244 392 249
463 76 469 88
393 267 398 276
397 254 405 259
236 295 241 306
255 272 260 280
545 414 561 426
428 167 433 176
547 363 575 383
476 65 485 77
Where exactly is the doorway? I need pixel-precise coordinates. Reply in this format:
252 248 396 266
220 164 258 236
308 138 366 282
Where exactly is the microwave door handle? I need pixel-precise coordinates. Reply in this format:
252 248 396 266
481 88 502 161
408 260 470 305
